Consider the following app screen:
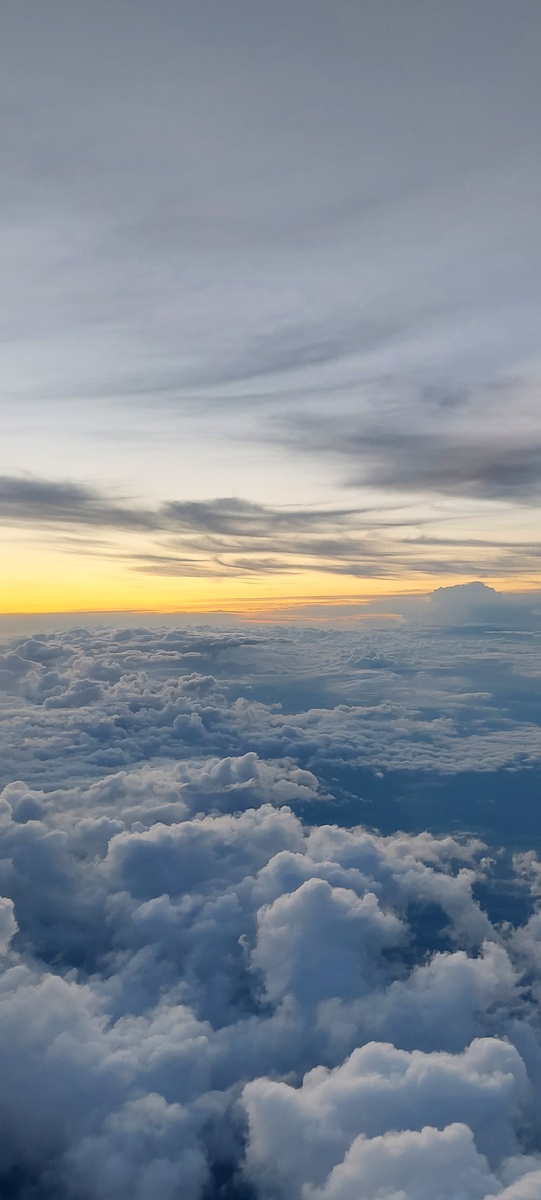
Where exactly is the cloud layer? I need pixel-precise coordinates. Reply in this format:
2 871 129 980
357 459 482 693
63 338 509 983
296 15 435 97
1 619 541 1197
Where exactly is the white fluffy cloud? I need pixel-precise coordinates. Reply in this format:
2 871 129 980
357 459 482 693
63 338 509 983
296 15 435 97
0 622 541 1197
243 1038 527 1198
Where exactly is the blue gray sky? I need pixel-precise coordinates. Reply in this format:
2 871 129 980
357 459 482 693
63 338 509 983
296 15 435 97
2 0 541 612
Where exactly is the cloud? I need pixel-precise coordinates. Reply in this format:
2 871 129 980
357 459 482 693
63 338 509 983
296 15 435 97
2 2 541 633
0 620 540 1195
304 1123 500 1200
0 776 538 1199
4 475 541 584
2 7 541 1190
0 484 369 541
424 582 539 628
0 898 17 955
284 415 541 504
0 476 157 531
3 2 541 427
2 619 541 812
243 1038 529 1198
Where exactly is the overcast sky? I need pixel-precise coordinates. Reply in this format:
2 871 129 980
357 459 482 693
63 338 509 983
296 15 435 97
2 0 541 614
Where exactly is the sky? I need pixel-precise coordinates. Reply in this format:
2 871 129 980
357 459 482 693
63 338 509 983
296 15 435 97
2 0 541 617
3 11 541 1195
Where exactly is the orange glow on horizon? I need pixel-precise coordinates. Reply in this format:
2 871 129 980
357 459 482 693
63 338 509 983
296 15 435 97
3 569 540 621
2 531 540 620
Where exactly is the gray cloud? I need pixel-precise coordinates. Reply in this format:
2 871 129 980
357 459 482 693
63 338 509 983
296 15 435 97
352 434 541 503
282 418 541 503
1 2 541 440
3 476 541 582
0 476 157 531
0 478 362 535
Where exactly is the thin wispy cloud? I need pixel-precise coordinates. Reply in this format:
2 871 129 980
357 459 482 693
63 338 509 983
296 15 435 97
284 422 541 503
1 476 539 585
1 3 540 599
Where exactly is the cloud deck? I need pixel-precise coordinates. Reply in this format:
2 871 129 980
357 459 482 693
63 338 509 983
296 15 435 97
1 622 541 1197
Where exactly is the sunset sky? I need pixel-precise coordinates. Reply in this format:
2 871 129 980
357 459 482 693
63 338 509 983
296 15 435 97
4 9 541 1197
2 0 541 617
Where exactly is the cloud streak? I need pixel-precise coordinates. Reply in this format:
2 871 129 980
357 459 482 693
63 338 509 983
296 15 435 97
293 424 541 503
2 2 541 575
3 476 541 585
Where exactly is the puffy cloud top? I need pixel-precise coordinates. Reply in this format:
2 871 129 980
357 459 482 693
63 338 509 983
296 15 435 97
0 622 541 1197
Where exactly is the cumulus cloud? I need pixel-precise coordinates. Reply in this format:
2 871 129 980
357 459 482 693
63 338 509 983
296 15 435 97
243 1037 530 1198
2 619 541 797
0 620 540 1197
0 898 17 955
421 583 541 631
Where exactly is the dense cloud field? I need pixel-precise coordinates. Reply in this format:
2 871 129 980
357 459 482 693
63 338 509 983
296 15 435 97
1 622 541 1199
